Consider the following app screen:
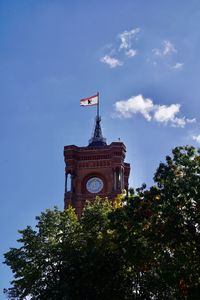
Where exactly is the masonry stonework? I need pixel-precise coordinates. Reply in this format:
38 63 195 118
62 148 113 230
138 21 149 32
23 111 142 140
64 116 130 217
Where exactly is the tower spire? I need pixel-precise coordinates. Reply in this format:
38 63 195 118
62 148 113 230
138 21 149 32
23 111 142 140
88 93 107 147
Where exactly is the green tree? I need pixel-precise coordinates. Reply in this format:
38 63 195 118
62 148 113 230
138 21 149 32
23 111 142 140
149 146 200 298
112 146 200 299
4 207 81 300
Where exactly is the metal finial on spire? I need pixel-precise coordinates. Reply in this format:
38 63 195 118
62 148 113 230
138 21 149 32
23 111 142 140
88 93 107 147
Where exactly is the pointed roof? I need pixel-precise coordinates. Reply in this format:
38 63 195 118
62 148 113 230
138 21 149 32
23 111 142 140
88 116 107 147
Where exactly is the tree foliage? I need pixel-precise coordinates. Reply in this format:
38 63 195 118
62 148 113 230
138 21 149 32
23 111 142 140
4 146 200 299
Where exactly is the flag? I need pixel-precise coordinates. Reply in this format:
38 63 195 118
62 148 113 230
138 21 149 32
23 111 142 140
80 94 98 106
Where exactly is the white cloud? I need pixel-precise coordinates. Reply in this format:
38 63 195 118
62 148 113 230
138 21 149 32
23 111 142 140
192 135 200 144
154 104 185 127
119 28 140 50
153 40 177 57
172 117 186 127
171 62 184 70
151 40 184 71
186 118 196 123
152 48 162 56
125 49 137 57
100 55 123 68
163 40 177 55
114 95 153 120
100 27 141 68
114 94 194 128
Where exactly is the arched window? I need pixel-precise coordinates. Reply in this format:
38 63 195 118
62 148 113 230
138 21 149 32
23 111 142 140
65 172 73 193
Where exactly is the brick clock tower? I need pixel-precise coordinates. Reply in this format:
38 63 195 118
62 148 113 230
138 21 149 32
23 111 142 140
64 96 130 217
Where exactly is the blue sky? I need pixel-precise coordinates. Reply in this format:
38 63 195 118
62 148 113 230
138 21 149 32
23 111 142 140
1 0 200 297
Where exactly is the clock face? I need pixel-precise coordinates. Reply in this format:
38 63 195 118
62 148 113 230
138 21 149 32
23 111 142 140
86 177 104 193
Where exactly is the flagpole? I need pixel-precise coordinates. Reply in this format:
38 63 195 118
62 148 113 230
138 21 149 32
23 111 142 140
97 92 99 119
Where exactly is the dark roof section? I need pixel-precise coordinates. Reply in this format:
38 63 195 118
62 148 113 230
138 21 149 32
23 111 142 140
88 116 107 147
